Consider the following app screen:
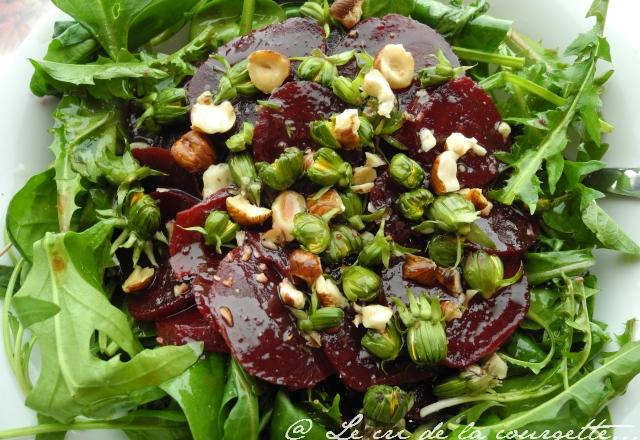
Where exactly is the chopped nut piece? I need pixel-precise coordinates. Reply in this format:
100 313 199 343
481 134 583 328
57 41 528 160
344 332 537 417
271 190 307 241
226 194 272 225
352 166 377 186
255 273 268 283
334 108 361 149
419 127 437 153
247 50 291 94
289 249 323 286
354 304 393 332
459 188 493 216
362 68 396 118
171 130 216 173
350 182 375 194
497 121 511 141
431 150 461 194
219 306 234 326
445 132 487 157
222 276 233 287
329 0 364 29
402 254 438 287
278 278 307 309
190 92 236 134
203 163 232 198
122 266 155 293
314 276 348 308
364 152 386 168
436 267 463 296
307 189 345 217
173 282 189 297
441 300 465 321
303 148 315 170
374 44 416 89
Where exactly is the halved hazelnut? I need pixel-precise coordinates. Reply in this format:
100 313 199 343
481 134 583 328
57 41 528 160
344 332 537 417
171 130 216 173
226 194 272 225
190 92 236 134
329 0 364 29
374 44 416 90
334 109 361 149
402 254 438 287
459 188 493 216
431 150 461 195
202 163 232 198
314 275 348 308
122 266 155 293
445 132 486 157
307 189 345 217
247 50 291 94
289 248 323 286
436 267 463 296
278 279 306 309
362 68 396 118
271 190 306 241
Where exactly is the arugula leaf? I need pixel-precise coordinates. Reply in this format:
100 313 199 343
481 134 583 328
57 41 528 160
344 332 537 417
161 354 227 440
14 222 202 423
524 249 595 285
128 0 202 49
219 358 260 440
362 0 416 19
581 200 640 255
6 169 59 262
0 265 13 300
269 392 329 440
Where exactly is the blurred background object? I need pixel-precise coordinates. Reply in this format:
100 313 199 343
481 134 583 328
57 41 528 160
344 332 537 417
0 0 50 55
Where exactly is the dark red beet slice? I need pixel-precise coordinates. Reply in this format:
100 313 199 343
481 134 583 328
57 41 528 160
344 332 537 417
187 17 325 104
156 307 229 353
204 235 333 389
150 189 200 224
253 81 347 163
170 241 224 281
132 147 200 195
469 203 537 256
127 261 195 321
322 311 432 392
393 77 508 189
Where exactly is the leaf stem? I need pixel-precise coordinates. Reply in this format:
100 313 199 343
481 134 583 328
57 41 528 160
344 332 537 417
0 242 12 257
239 0 257 36
0 421 179 439
452 46 525 68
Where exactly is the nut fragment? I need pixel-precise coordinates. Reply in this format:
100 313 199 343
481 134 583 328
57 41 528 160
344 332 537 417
374 44 416 90
350 166 377 194
459 188 493 216
354 304 393 332
431 150 461 195
441 300 465 321
362 68 396 118
122 266 155 293
173 282 189 297
334 109 361 149
190 92 236 134
497 121 511 141
272 190 307 241
226 194 272 225
403 255 438 287
445 132 487 157
171 130 216 173
436 267 463 296
247 50 291 94
202 163 232 198
419 128 437 153
364 152 385 168
289 248 323 286
329 0 364 29
307 189 345 217
314 275 348 308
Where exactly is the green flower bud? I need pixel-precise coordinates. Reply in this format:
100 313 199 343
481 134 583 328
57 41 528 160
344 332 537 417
226 122 254 152
374 108 406 136
418 49 469 87
389 153 425 189
358 221 391 268
348 207 387 231
298 306 345 332
340 191 364 219
434 355 507 398
324 225 363 264
362 385 414 425
392 291 447 365
428 193 478 235
126 193 161 241
297 57 326 81
317 62 339 87
332 76 362 106
327 50 356 66
299 0 327 24
292 213 331 254
342 265 381 302
202 210 239 253
463 251 523 299
358 115 374 148
427 235 459 267
213 57 258 103
256 147 304 190
136 88 188 130
307 147 353 188
228 152 261 205
398 188 434 221
310 120 341 149
361 318 403 361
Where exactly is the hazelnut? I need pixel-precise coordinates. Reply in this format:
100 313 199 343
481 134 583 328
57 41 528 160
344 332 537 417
362 68 396 118
459 188 493 216
202 163 232 198
431 150 461 194
289 248 323 286
171 130 216 173
354 304 393 332
334 109 360 149
436 267 463 296
314 276 348 308
307 189 345 217
374 44 416 90
329 0 364 29
122 266 155 293
445 132 487 157
247 50 291 94
190 92 236 134
226 194 272 225
271 190 307 241
402 254 438 287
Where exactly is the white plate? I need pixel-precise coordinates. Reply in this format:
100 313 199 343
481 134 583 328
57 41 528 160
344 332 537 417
1 1 639 438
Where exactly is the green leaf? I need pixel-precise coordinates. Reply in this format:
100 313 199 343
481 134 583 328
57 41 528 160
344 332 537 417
220 358 260 440
269 392 329 440
524 249 595 285
128 0 201 49
6 169 59 262
161 355 227 440
362 0 415 18
0 265 14 300
14 223 202 423
581 201 640 255
35 414 67 440
12 297 61 328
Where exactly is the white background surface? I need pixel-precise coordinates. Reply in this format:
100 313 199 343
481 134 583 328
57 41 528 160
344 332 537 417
0 1 639 438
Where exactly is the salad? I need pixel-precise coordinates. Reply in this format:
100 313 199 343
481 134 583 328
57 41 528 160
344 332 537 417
1 0 639 438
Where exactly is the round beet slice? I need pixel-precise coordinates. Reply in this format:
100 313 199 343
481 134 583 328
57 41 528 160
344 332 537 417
469 203 538 256
150 189 200 224
156 307 229 353
127 260 195 321
252 81 347 163
393 76 508 190
132 147 200 195
322 311 432 392
170 241 225 281
205 237 333 389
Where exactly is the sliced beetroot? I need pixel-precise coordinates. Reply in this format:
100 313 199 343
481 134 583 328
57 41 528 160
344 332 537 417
156 307 229 353
393 77 508 190
170 241 224 281
127 261 195 321
187 18 325 104
322 311 432 392
253 81 347 163
150 189 200 224
132 147 200 195
469 203 538 256
204 235 333 389
169 187 235 256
